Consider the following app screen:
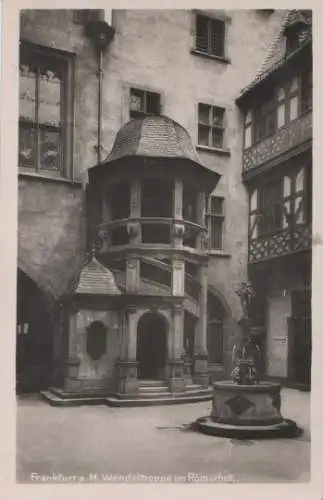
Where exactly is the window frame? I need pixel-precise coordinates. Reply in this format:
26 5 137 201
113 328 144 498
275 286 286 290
252 95 277 144
195 12 226 59
19 41 75 179
257 178 284 238
197 103 226 150
300 67 312 115
129 86 161 120
244 71 307 149
206 195 225 251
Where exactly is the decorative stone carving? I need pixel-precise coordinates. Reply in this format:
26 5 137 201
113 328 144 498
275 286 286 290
127 221 141 238
173 223 186 239
225 394 255 415
201 231 209 251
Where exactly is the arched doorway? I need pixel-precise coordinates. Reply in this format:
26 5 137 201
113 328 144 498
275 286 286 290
137 313 167 380
16 270 54 394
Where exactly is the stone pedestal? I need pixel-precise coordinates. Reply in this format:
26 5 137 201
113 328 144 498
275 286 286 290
193 354 209 387
212 381 282 426
167 358 185 393
115 359 138 396
183 355 193 385
194 380 300 439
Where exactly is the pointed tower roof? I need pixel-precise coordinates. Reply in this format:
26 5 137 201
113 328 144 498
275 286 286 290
74 256 121 296
237 10 312 105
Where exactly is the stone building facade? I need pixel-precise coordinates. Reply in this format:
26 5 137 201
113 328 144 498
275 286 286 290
17 9 300 404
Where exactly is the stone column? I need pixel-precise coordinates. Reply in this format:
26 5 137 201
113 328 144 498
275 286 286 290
167 303 185 393
126 256 140 293
172 259 185 296
173 179 183 219
193 264 209 387
126 178 141 292
196 191 207 251
115 307 138 396
62 310 81 392
172 179 186 247
130 178 141 218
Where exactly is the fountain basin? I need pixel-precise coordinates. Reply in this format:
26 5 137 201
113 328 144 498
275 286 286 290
194 380 300 439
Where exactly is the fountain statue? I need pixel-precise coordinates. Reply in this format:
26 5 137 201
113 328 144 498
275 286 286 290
194 281 300 439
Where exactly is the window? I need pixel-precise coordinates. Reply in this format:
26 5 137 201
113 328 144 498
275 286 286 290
195 13 225 58
19 43 73 177
198 103 225 149
249 166 311 242
253 97 276 143
276 76 300 129
129 88 161 119
258 180 283 236
206 196 224 250
300 69 312 114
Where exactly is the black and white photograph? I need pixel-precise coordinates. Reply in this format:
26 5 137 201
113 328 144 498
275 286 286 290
1 2 321 494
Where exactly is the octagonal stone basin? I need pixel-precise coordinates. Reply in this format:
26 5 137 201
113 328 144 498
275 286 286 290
194 381 300 439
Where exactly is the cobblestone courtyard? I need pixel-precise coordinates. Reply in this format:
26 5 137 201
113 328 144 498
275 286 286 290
16 388 310 484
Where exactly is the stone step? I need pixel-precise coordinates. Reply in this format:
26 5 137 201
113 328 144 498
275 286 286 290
138 385 169 393
40 390 107 407
137 380 166 387
134 391 172 399
106 392 212 407
185 387 212 395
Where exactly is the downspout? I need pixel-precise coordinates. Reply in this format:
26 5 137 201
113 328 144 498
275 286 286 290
84 12 115 252
96 43 103 164
85 12 115 164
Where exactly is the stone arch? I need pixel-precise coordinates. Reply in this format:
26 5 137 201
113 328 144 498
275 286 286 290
17 255 56 307
207 285 232 319
136 308 171 330
16 267 55 393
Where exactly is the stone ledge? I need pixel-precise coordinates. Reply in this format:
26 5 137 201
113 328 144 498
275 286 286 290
19 171 83 188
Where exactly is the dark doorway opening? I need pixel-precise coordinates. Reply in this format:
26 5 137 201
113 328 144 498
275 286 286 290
290 289 311 386
137 313 167 380
16 270 54 394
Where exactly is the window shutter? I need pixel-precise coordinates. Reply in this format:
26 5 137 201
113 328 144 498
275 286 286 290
210 18 225 57
196 15 209 53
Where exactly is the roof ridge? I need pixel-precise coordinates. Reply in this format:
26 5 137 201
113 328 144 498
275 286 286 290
74 256 121 296
237 9 312 101
254 10 292 79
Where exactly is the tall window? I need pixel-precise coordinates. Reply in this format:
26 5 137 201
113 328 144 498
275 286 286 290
198 103 225 149
244 70 312 149
19 43 73 177
253 97 276 143
129 88 161 120
300 69 312 114
258 180 283 236
206 196 224 250
195 13 225 58
276 76 300 129
249 166 311 242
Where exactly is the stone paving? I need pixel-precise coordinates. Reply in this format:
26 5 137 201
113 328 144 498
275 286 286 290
16 388 310 484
